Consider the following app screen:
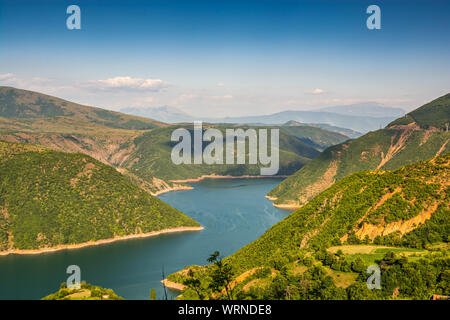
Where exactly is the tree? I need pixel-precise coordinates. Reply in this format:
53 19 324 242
207 251 235 300
150 288 157 300
382 251 397 265
351 257 366 273
346 282 376 300
183 269 205 300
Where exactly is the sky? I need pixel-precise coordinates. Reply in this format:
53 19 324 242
0 0 449 117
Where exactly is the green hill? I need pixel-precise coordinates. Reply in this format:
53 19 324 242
268 93 450 208
0 86 165 130
120 124 321 182
0 140 199 252
228 153 449 271
389 93 450 130
168 153 449 300
278 124 350 151
42 282 123 300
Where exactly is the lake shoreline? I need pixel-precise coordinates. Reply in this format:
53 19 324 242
164 174 296 211
170 174 289 183
264 195 300 211
152 185 194 196
161 279 186 291
0 226 204 256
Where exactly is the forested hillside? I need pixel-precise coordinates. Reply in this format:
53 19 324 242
229 153 449 271
42 282 123 300
121 125 320 182
168 153 449 300
0 140 200 252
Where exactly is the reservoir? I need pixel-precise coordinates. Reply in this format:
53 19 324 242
0 178 290 300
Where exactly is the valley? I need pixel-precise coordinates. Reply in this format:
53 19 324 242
0 86 349 196
0 86 448 300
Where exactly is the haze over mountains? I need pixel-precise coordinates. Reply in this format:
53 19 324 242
120 102 404 134
1 86 449 300
120 106 192 124
318 102 405 118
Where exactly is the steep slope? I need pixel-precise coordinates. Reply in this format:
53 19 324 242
0 86 165 130
268 93 450 208
0 140 200 253
389 93 450 130
231 153 449 273
279 124 350 151
168 153 449 300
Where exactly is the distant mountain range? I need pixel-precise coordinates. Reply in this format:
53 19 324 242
204 110 397 134
318 102 405 118
120 102 404 134
120 105 193 123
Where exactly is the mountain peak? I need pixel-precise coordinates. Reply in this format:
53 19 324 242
283 120 304 126
0 86 164 130
388 93 450 130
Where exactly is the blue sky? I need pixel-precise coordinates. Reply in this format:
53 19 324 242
0 0 449 116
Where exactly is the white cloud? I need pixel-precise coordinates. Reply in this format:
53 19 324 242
87 76 170 92
217 82 225 87
0 73 14 81
308 88 327 94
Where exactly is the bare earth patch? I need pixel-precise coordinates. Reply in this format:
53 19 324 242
354 202 439 240
377 124 418 169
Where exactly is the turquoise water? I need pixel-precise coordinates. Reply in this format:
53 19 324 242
0 178 290 300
